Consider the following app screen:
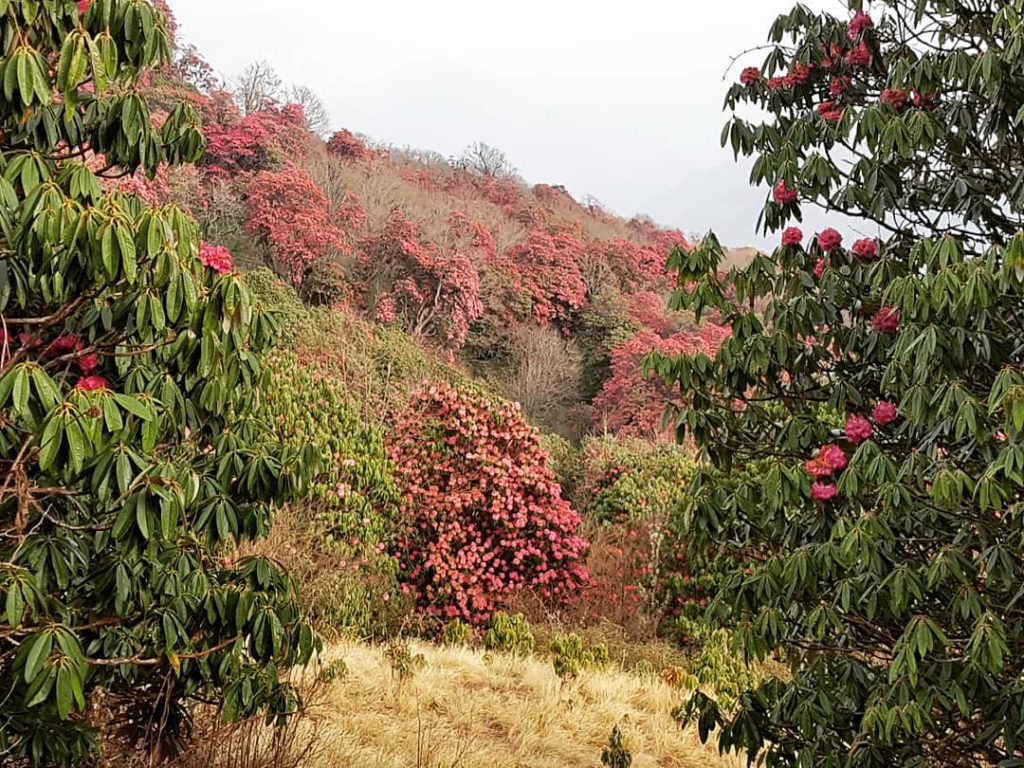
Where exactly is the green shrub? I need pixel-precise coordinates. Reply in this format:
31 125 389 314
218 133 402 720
601 726 632 768
441 619 473 648
251 351 404 637
482 612 534 657
549 633 610 680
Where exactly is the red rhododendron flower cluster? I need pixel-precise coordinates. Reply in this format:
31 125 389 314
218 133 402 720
845 41 873 68
814 258 828 278
847 11 874 39
852 238 878 260
245 168 347 285
78 0 91 15
373 294 397 324
326 129 376 161
829 76 851 97
740 67 761 86
507 229 588 326
388 382 589 623
361 212 484 349
872 400 899 425
872 305 901 333
593 325 731 439
75 375 108 392
881 88 909 110
805 443 848 479
818 228 843 252
774 180 799 204
845 413 874 444
812 482 838 501
198 242 234 274
782 227 804 247
818 101 844 122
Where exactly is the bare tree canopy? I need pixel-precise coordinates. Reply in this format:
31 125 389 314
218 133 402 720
289 84 333 137
234 59 283 115
455 141 518 179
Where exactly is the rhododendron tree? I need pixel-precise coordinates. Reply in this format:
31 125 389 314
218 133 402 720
593 325 730 440
201 103 310 176
507 229 588 326
388 383 589 623
0 3 318 765
665 2 1024 765
361 212 484 351
245 167 347 285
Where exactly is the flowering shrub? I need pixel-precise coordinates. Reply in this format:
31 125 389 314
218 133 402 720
506 229 588 326
360 212 484 351
388 382 589 623
201 103 310 176
326 129 375 161
245 167 347 285
592 325 730 440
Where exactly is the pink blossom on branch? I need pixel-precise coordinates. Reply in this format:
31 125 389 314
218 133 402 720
872 306 901 333
812 483 838 501
782 227 804 247
818 228 843 252
774 180 799 205
845 414 874 444
198 242 234 274
852 238 879 260
872 401 899 425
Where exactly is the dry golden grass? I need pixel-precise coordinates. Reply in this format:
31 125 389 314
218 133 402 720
309 640 742 768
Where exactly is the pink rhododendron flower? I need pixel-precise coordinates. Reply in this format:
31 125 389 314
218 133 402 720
872 401 898 425
77 353 99 374
78 0 91 14
814 259 828 278
740 67 761 86
198 242 234 274
819 444 848 471
845 41 872 68
852 238 878 260
812 483 838 501
774 180 799 205
782 227 803 247
75 375 108 391
912 89 935 109
881 88 908 110
766 76 787 90
817 101 844 122
805 456 834 478
848 11 874 39
872 306 900 333
829 76 851 97
845 413 873 444
818 228 843 252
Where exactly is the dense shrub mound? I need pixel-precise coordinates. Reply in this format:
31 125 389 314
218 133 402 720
388 382 589 623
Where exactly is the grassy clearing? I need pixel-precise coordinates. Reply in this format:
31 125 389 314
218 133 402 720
297 640 740 768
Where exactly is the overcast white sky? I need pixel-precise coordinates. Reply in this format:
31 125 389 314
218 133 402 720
168 0 847 248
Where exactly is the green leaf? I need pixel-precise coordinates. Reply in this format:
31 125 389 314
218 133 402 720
23 632 53 684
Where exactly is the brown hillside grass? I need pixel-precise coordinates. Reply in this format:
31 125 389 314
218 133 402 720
295 641 741 768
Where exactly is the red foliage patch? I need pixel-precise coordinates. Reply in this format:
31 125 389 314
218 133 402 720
593 325 731 439
202 103 310 176
245 167 348 285
360 212 484 350
506 229 588 326
388 383 589 623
